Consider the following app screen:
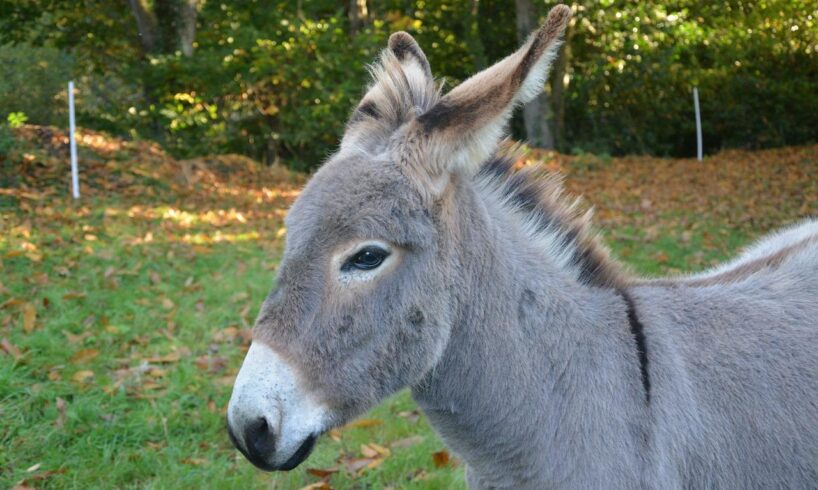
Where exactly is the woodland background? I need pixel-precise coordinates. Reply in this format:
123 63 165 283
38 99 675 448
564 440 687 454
1 0 817 169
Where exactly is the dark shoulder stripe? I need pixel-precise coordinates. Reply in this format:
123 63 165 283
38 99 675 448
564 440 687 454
619 290 650 403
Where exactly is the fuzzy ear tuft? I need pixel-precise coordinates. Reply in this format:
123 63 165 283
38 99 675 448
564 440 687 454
341 32 439 154
388 32 432 79
408 4 571 177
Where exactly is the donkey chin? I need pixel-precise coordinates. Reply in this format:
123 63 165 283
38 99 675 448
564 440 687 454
226 342 330 471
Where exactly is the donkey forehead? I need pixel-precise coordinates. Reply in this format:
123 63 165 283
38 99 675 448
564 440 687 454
284 154 432 252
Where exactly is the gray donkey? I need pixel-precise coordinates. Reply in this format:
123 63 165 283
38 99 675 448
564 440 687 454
227 5 818 488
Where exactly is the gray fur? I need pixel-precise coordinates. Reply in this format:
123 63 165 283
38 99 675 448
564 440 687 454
234 5 818 488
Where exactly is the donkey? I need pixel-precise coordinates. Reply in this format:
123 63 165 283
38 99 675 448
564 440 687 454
227 5 818 488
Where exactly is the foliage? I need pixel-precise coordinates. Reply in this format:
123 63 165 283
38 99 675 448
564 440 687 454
0 44 73 128
565 0 818 156
7 112 29 129
0 1 816 167
1 126 816 487
0 123 15 161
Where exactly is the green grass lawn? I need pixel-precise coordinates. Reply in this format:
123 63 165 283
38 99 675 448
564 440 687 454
0 193 467 489
2 138 815 489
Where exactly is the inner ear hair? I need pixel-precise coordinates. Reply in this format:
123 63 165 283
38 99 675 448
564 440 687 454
407 4 571 177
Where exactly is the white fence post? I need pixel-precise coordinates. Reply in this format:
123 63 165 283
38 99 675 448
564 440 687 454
693 87 703 161
68 81 80 199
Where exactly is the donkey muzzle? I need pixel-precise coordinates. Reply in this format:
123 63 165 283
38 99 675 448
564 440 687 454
227 342 328 471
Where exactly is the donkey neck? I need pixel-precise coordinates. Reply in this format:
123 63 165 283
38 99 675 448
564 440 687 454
412 176 650 488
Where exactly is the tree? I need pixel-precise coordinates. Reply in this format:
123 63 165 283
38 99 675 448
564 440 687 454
516 0 555 149
348 0 368 35
127 0 201 56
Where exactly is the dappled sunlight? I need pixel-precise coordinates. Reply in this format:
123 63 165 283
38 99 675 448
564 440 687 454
179 230 262 245
123 229 263 246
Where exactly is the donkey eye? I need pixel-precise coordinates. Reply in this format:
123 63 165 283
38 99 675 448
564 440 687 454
344 246 389 271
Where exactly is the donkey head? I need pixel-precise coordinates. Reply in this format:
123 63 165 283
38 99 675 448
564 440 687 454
227 5 571 471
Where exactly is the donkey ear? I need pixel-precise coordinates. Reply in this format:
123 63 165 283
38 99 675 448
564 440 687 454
410 4 571 175
387 32 432 80
341 32 437 153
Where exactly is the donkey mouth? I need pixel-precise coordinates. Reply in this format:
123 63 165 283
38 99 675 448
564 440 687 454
228 426 318 472
277 434 318 471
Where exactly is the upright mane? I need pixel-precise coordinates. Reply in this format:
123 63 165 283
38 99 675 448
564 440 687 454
475 149 629 289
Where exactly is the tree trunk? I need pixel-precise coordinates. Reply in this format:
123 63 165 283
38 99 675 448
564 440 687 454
550 16 572 150
178 0 199 57
348 0 368 35
515 0 555 149
128 0 159 53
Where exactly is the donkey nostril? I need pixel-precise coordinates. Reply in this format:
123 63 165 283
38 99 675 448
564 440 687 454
245 417 277 460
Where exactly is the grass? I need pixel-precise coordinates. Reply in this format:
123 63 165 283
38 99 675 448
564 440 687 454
1 130 816 489
0 197 464 489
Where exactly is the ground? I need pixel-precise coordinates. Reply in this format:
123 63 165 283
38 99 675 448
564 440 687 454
1 127 816 489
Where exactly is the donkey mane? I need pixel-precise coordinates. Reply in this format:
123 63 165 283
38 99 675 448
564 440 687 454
475 150 628 289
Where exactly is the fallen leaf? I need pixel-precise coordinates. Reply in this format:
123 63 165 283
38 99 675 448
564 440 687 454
215 374 236 387
1 297 24 309
1 338 22 359
70 348 99 364
306 467 339 478
432 450 450 468
145 351 181 363
140 381 163 391
72 370 95 384
62 291 86 300
55 397 67 428
397 410 420 423
340 456 377 473
406 469 429 481
360 444 379 458
194 355 226 373
343 418 382 430
63 330 92 345
361 443 390 458
181 457 207 466
298 483 331 490
22 302 37 332
389 435 423 449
